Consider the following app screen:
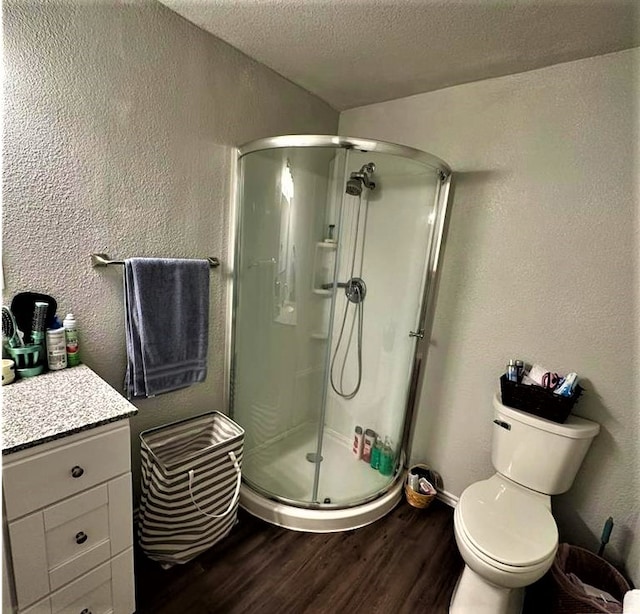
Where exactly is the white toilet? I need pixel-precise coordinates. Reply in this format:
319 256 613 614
450 394 600 614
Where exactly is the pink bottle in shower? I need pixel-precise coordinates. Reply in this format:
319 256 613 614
352 426 364 459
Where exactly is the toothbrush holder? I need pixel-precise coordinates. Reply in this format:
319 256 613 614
8 344 45 377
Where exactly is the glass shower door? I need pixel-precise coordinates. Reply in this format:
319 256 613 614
232 146 346 504
317 151 442 505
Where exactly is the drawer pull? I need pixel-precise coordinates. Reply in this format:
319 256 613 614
80 609 92 614
71 465 85 478
75 531 88 544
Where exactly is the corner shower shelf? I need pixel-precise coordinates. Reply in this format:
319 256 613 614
318 241 337 250
310 332 328 341
312 240 338 296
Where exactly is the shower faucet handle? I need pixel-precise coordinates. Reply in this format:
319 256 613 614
321 282 348 289
409 330 425 339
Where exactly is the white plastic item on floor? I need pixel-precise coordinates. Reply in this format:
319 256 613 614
624 590 640 614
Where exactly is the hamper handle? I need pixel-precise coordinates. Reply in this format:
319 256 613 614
188 451 241 519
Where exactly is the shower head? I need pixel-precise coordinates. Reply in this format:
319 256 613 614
346 178 363 196
345 162 376 195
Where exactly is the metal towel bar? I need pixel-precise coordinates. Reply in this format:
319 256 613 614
90 253 220 268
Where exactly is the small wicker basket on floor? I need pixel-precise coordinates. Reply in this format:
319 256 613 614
405 463 436 509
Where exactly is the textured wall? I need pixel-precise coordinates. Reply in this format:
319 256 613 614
2 0 337 497
340 49 639 582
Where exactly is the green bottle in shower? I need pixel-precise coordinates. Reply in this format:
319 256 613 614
370 437 382 470
379 436 395 476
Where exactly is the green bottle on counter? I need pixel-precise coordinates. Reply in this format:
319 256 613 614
63 313 81 367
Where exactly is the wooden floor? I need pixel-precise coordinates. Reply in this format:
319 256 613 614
135 499 464 614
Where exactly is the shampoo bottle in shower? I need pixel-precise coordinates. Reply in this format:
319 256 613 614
379 436 395 476
363 429 376 463
370 436 382 470
352 426 364 459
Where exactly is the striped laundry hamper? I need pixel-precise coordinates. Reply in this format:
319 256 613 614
138 411 244 567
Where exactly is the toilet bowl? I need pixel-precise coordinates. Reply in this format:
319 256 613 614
451 475 558 613
450 396 600 614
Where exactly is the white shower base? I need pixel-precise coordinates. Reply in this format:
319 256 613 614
240 423 404 532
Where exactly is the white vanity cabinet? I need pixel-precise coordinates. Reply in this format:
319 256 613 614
2 366 138 614
3 422 136 614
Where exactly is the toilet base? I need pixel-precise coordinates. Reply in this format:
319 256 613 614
450 565 524 614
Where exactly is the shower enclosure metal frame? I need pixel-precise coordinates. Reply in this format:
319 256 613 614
227 135 453 531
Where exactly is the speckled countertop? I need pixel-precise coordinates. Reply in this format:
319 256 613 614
2 365 137 455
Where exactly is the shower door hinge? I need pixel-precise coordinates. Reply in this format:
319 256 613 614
409 329 425 339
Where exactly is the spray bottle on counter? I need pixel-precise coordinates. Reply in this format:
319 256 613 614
63 313 81 367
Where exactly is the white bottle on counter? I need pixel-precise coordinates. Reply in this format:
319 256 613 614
63 313 81 367
46 327 67 370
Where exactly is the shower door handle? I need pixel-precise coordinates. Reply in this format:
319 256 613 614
409 330 424 339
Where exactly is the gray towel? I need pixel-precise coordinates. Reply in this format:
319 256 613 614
124 258 209 398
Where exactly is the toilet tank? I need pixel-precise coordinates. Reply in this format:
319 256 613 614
492 395 600 495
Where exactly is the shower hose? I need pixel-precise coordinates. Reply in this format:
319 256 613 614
330 190 367 400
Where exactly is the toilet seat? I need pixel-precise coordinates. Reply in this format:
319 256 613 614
457 476 558 568
455 506 555 577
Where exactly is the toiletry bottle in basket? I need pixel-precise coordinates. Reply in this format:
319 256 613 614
63 313 81 367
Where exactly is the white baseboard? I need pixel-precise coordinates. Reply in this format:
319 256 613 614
436 489 459 508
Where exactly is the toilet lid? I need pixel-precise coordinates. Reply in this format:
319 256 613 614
458 478 558 567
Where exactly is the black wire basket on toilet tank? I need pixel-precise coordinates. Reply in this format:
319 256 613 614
499 374 583 423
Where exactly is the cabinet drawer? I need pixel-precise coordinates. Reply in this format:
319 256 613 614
61 580 111 614
8 486 112 608
3 425 130 520
48 548 135 614
50 560 112 614
45 486 111 591
9 476 133 610
45 485 110 570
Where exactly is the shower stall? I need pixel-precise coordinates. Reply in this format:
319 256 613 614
231 135 452 531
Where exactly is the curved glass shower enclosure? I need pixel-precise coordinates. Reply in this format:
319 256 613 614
231 135 452 531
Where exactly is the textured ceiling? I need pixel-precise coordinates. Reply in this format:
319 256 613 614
160 0 640 110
